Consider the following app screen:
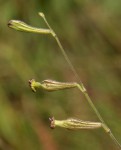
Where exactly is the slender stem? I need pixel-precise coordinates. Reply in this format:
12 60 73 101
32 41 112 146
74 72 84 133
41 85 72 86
78 85 121 149
77 84 105 124
38 13 82 84
39 13 121 149
109 132 121 150
8 13 121 149
39 13 106 124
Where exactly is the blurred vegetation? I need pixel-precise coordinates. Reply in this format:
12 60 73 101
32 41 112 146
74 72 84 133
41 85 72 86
0 0 121 149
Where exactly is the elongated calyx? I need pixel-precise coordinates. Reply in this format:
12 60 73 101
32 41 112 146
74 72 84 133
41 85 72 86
49 117 102 130
29 79 77 92
8 20 51 34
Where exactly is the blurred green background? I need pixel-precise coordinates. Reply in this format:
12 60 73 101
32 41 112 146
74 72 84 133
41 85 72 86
0 0 121 149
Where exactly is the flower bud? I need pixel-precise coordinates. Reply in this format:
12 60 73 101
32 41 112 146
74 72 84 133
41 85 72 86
29 79 77 92
8 20 51 34
49 117 102 130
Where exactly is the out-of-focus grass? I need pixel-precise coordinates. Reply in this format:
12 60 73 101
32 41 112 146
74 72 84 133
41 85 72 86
0 0 121 149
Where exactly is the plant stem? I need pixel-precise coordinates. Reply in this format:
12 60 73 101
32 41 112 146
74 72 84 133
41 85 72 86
39 12 121 149
8 12 121 149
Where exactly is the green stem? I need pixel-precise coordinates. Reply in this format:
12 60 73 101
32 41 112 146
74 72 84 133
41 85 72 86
8 12 121 149
38 13 82 84
39 12 121 149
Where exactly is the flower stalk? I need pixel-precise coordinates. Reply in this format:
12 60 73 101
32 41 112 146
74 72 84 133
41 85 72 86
8 12 121 149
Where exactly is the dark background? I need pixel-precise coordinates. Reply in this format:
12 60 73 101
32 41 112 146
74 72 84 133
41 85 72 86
0 0 121 149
